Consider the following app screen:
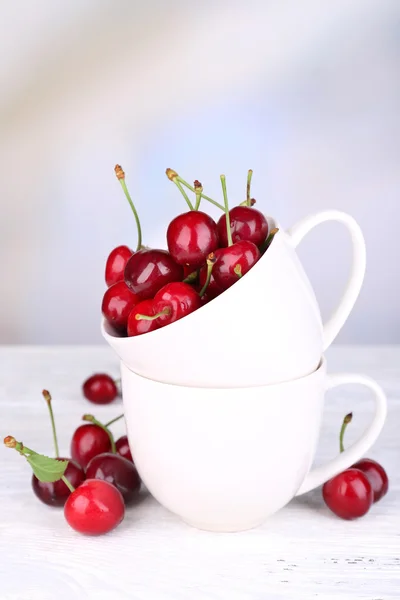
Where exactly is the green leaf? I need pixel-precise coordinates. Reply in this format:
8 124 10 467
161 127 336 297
26 454 69 483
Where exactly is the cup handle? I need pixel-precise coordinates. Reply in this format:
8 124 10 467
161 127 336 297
295 373 387 496
287 210 366 350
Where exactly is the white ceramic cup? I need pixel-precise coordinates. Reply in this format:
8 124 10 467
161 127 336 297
121 357 386 533
103 210 366 387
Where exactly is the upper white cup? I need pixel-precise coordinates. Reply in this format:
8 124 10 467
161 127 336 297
102 210 366 387
120 357 386 532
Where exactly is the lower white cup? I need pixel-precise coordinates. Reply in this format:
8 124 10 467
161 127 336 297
121 357 386 532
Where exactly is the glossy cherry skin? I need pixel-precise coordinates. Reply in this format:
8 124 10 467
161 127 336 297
105 245 133 287
116 435 133 462
127 299 161 337
124 249 183 299
352 458 389 502
154 282 201 327
64 479 125 535
217 206 269 247
322 468 373 519
32 459 85 507
167 211 219 266
83 374 118 405
198 264 223 300
102 281 141 332
86 453 141 502
212 240 260 290
70 424 112 469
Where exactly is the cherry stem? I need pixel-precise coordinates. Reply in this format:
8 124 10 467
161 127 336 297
246 170 253 206
42 390 59 458
4 436 35 455
104 414 124 428
220 175 233 247
339 412 353 453
135 307 170 321
166 169 225 211
199 253 216 297
240 198 256 207
115 165 142 251
260 227 279 253
234 264 242 278
194 180 203 211
61 475 75 493
183 270 199 284
82 414 116 454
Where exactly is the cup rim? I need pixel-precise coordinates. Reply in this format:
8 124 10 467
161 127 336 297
119 356 326 391
102 217 283 343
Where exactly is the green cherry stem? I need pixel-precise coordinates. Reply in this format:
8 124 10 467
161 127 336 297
194 180 203 210
260 227 279 253
166 168 194 210
234 264 242 278
4 436 35 455
339 412 353 453
42 390 59 458
104 414 124 428
183 270 199 284
82 414 116 454
115 165 143 251
220 175 233 247
62 475 75 493
246 169 253 206
166 169 225 211
199 253 216 297
135 307 171 321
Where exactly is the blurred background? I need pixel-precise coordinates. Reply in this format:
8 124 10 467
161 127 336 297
0 0 398 345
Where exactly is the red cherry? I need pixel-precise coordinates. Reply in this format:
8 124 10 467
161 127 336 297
86 453 141 502
32 459 85 507
352 458 389 503
154 282 201 326
127 299 161 336
64 479 125 535
212 240 260 290
71 424 112 469
116 435 133 462
102 281 141 332
124 249 183 299
198 264 223 300
217 206 268 247
322 468 373 519
105 245 133 287
167 211 219 266
83 374 118 405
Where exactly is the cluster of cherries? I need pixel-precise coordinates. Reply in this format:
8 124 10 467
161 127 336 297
322 413 388 519
5 386 137 535
102 166 278 337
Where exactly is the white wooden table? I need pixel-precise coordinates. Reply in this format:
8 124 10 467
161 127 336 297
0 345 399 600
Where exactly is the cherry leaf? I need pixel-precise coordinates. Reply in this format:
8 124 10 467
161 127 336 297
26 454 69 482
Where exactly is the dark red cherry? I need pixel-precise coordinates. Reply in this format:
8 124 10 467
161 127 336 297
167 211 219 266
32 459 85 507
217 206 268 247
64 479 125 535
124 249 183 299
116 435 133 462
70 424 112 469
212 240 260 290
127 300 161 336
322 468 373 519
86 452 141 502
105 245 133 287
352 458 389 503
83 374 118 405
102 281 141 332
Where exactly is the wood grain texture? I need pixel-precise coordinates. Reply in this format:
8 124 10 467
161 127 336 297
0 345 399 600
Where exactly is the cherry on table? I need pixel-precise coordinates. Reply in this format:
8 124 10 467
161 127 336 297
322 468 373 519
83 374 118 405
102 280 141 332
124 249 183 299
105 245 133 287
86 452 141 502
217 206 268 247
71 423 112 469
32 459 85 507
167 211 219 266
64 479 125 535
352 458 389 503
116 435 133 462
